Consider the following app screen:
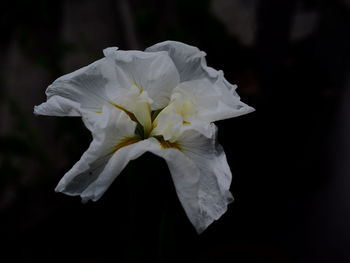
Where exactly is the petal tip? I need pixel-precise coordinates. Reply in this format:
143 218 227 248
33 104 45 116
54 184 64 193
247 105 256 113
103 47 119 57
33 105 39 115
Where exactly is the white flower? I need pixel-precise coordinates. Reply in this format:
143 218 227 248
34 41 254 233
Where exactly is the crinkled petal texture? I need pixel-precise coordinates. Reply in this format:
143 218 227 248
55 106 137 198
34 41 254 234
34 47 180 119
34 58 112 116
55 106 232 233
165 126 234 233
103 49 180 110
146 40 255 121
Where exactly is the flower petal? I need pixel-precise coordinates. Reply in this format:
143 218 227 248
150 109 184 142
145 41 207 82
55 107 137 197
173 126 233 233
149 145 203 232
35 57 118 118
103 49 180 110
175 78 254 122
79 138 158 202
146 41 255 120
34 95 81 116
151 126 233 233
151 107 215 141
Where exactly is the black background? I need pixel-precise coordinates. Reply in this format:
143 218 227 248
1 0 350 262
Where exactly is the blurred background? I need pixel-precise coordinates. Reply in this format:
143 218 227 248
1 0 350 262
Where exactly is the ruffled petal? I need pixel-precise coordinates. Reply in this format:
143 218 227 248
151 126 233 233
34 96 81 116
175 78 254 122
149 144 203 232
55 106 138 197
35 57 119 118
145 41 207 82
146 41 254 120
174 126 233 233
80 138 159 202
103 49 180 110
151 108 215 141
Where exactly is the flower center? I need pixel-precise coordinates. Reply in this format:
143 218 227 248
111 83 185 150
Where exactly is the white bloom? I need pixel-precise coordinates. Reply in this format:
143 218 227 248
34 41 254 233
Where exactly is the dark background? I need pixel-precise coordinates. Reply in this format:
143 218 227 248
1 0 350 262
